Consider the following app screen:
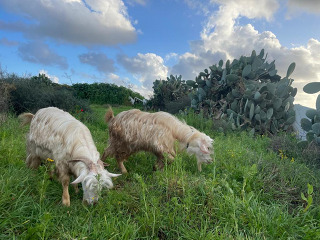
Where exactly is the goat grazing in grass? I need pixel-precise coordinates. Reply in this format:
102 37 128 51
19 107 121 206
101 108 214 173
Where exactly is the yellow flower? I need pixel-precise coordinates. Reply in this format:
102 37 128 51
47 158 54 162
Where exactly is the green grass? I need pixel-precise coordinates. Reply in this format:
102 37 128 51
1 105 320 239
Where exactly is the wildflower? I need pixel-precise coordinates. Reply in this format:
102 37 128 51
47 158 54 162
291 157 294 163
81 109 84 112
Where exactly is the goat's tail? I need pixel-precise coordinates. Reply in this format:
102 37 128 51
105 106 114 123
18 113 34 126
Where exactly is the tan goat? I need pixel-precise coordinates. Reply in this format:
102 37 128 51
101 108 214 173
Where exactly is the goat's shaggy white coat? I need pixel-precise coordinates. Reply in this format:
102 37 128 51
101 108 214 173
19 107 120 206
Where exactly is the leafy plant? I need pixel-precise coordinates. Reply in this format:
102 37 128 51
187 49 296 135
72 82 144 106
149 75 192 113
3 73 90 115
301 183 313 212
299 82 320 146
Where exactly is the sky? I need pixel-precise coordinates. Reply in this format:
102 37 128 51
0 0 319 108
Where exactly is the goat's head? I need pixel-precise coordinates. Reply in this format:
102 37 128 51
70 159 121 205
186 133 214 171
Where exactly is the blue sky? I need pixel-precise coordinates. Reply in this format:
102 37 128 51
0 0 319 108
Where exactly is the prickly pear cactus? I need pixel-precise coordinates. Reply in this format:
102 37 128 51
151 74 191 112
187 49 296 135
299 82 320 145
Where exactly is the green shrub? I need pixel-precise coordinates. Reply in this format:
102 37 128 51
299 81 320 146
3 73 90 115
0 80 15 122
149 75 192 112
165 95 191 114
72 83 144 106
270 132 320 168
187 49 296 135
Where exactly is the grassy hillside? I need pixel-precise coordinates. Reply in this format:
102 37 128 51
1 105 320 239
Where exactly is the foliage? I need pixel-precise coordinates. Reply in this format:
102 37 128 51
149 75 192 113
0 80 15 122
3 73 90 115
1 105 320 239
299 81 320 146
72 82 144 106
187 49 296 135
270 132 320 170
301 183 313 212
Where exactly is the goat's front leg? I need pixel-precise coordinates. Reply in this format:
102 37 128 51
167 152 176 165
61 175 70 206
26 155 41 169
73 184 79 194
197 162 202 172
117 157 128 174
101 148 109 162
153 153 165 171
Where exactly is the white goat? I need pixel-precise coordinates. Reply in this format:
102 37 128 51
19 107 121 206
101 108 214 173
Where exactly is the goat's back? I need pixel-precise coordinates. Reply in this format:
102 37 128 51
108 109 190 153
28 107 98 160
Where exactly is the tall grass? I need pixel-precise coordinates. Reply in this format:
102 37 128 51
1 106 320 239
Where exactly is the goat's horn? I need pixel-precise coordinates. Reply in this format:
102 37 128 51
69 158 97 172
71 171 86 185
107 172 122 178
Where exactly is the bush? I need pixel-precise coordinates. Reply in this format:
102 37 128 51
0 80 15 123
3 74 90 115
165 95 191 114
270 133 320 168
187 49 296 135
72 83 144 106
149 75 192 112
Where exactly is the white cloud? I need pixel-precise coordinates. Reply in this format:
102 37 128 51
18 41 68 69
108 73 129 86
165 52 178 62
126 0 148 6
117 53 168 90
287 0 320 15
0 37 18 46
107 73 152 98
170 0 320 108
0 0 137 46
183 0 212 16
79 52 115 73
39 69 59 83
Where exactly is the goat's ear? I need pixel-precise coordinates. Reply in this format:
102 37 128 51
71 172 86 185
199 139 210 154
